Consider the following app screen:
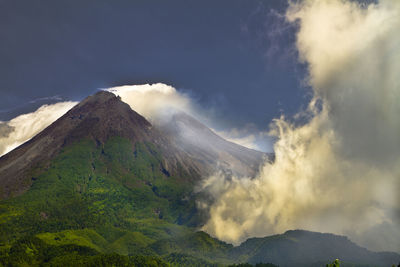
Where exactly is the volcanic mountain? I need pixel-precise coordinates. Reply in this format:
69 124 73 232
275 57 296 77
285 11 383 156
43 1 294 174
0 90 265 199
0 91 190 198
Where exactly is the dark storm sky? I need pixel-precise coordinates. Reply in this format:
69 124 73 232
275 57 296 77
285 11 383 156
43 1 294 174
0 0 309 130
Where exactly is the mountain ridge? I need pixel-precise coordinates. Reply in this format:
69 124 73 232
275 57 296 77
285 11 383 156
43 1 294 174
231 230 400 266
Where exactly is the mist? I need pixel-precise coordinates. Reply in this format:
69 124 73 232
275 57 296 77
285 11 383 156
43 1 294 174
0 101 77 157
199 0 400 253
213 127 272 152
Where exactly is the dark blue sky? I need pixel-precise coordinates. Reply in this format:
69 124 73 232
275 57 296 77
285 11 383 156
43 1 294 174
0 0 309 130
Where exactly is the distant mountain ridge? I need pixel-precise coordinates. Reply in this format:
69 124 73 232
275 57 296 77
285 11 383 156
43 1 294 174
231 230 400 267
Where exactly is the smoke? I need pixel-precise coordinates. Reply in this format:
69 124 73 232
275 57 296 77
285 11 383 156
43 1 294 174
200 0 400 252
0 101 77 157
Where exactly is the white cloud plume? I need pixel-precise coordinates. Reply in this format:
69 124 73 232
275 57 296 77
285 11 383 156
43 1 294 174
107 83 272 153
0 101 77 157
200 0 400 252
106 83 196 125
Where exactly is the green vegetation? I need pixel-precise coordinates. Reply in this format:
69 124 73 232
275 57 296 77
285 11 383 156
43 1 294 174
327 259 340 267
227 264 278 267
0 137 195 240
164 253 221 267
0 137 395 266
0 137 233 266
0 236 169 266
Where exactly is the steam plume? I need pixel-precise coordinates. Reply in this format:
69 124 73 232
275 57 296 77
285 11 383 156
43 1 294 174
200 0 400 252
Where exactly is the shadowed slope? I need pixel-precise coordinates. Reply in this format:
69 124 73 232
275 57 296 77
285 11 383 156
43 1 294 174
165 112 270 178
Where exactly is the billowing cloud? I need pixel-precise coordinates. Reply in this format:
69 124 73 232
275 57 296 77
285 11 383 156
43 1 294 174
0 101 77 156
106 83 196 125
200 0 400 252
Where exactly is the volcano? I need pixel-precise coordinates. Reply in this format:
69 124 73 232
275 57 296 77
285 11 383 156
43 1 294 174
0 91 265 199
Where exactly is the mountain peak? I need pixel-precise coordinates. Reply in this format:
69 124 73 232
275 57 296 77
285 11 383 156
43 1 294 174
76 90 118 107
61 90 152 144
0 91 154 198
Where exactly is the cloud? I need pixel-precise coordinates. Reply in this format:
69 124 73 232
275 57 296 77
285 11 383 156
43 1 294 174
107 83 273 153
0 101 77 157
213 126 272 152
106 83 196 125
200 0 400 252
